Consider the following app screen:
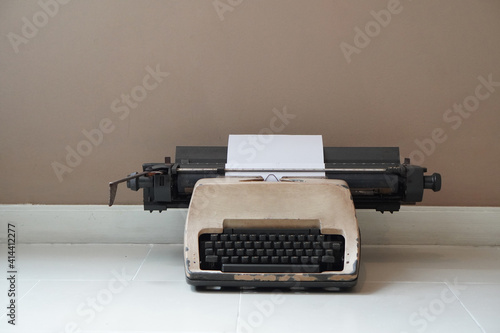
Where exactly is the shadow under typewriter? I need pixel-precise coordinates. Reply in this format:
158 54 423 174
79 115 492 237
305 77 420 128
184 177 360 289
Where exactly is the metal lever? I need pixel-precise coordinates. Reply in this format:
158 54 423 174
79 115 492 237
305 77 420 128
108 171 161 206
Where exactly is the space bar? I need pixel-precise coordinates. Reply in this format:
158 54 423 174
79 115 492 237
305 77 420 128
222 264 320 273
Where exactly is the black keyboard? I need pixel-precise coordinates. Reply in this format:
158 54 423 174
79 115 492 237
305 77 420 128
199 228 345 273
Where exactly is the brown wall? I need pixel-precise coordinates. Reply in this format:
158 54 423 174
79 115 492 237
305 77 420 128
1 0 499 206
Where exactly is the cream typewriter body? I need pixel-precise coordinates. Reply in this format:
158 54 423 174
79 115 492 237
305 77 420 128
184 177 359 288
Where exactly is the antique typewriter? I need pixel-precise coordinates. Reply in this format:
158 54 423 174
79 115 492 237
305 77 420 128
109 136 441 289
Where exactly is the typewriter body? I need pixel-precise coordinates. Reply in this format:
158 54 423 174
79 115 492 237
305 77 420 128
185 177 359 288
109 141 441 289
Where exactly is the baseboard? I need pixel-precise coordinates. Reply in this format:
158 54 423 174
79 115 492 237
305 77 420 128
0 205 498 246
356 206 500 246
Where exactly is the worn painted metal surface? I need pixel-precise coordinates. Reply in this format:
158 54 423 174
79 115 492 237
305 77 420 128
184 177 360 288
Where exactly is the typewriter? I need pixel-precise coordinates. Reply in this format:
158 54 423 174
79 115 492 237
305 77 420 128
109 136 441 289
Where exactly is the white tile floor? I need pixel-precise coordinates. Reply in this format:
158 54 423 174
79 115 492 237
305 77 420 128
0 244 499 333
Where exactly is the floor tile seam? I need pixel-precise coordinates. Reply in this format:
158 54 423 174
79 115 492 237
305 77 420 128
132 244 154 281
445 280 486 333
235 292 243 333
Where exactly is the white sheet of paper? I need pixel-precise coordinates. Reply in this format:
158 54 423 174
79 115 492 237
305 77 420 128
225 135 325 181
